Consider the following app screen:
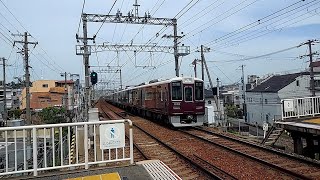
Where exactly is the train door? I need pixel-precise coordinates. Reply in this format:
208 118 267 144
140 89 143 107
183 84 194 111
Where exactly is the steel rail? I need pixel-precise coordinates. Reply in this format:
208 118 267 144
180 129 312 180
133 123 236 180
194 127 320 167
100 101 234 179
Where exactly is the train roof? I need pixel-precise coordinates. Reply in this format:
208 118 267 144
109 77 203 95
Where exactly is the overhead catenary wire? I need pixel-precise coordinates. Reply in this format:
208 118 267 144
77 0 86 35
0 0 28 33
215 5 320 50
203 0 317 47
95 0 119 37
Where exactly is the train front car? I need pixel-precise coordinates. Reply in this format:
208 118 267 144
168 77 205 127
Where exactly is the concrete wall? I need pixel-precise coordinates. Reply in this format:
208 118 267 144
246 92 281 125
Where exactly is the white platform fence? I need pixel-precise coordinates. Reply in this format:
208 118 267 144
281 96 320 120
0 120 133 177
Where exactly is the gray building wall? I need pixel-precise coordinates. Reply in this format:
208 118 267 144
246 92 281 125
246 74 320 125
278 75 313 99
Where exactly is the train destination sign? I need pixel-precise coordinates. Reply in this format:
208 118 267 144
100 123 125 149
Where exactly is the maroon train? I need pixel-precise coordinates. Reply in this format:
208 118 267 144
105 77 205 127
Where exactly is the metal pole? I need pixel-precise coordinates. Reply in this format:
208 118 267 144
238 118 241 134
216 78 220 115
120 69 122 90
173 19 179 77
192 59 198 78
201 45 204 81
64 72 68 110
2 58 7 126
241 65 247 121
82 15 90 121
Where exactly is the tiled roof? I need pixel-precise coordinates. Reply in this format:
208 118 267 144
246 73 303 93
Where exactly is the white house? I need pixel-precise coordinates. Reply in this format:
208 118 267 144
246 72 320 125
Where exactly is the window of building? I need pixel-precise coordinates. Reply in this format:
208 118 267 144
208 100 211 105
42 84 48 88
265 99 268 104
195 82 204 100
315 80 320 87
296 80 300 87
185 87 193 102
171 81 182 100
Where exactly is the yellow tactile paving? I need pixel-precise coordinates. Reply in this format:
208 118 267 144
65 172 121 180
303 118 320 124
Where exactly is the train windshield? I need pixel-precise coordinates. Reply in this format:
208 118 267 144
171 81 182 100
195 82 204 100
185 87 193 102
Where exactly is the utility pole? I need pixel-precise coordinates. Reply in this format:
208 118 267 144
119 69 123 90
201 45 205 81
201 46 220 119
300 40 319 97
192 59 200 78
13 32 37 126
13 32 37 145
241 65 247 121
76 15 95 121
61 72 68 111
216 78 220 113
308 40 315 97
1 58 7 126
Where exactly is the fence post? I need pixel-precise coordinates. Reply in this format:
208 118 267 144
84 124 89 169
128 120 134 164
33 127 38 176
312 97 315 116
281 100 284 121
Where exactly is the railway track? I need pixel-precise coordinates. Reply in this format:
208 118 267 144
180 128 320 180
98 100 232 179
98 100 320 179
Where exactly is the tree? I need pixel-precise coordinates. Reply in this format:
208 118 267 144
38 107 66 124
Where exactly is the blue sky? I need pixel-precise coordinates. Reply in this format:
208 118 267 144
0 0 319 88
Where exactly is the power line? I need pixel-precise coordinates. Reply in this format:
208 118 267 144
183 0 259 39
0 0 28 33
208 45 300 63
77 0 86 35
204 0 317 47
95 0 118 36
215 5 320 50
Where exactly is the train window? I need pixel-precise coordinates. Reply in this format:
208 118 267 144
171 81 182 100
195 82 204 100
185 87 193 102
145 91 153 100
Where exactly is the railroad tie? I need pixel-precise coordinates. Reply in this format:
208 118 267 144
70 134 76 164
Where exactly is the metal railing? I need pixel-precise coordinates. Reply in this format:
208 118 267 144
0 120 133 177
281 96 320 120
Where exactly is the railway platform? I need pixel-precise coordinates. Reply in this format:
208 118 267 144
278 96 320 159
13 160 179 180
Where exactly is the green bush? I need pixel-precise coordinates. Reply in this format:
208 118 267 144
38 107 66 124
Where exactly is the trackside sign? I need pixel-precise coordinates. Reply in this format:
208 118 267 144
100 123 125 149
